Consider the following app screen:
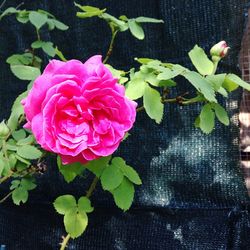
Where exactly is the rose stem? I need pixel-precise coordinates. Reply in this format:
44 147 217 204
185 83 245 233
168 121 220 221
103 28 118 64
60 176 99 250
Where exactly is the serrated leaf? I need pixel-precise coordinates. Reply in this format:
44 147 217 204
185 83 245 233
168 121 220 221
31 40 44 49
57 156 84 183
85 156 111 177
135 17 164 23
29 11 48 30
53 19 69 30
101 164 124 191
121 165 142 185
17 145 42 160
12 187 28 205
143 85 164 124
183 71 217 103
64 210 88 239
14 154 31 165
12 129 26 141
128 20 145 40
10 180 20 190
21 178 37 191
78 197 94 213
188 45 214 75
10 65 40 81
112 178 135 211
53 195 77 215
212 103 229 126
199 104 215 134
125 79 146 100
6 53 33 65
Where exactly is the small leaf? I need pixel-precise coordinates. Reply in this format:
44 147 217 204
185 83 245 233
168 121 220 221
53 195 77 215
42 42 56 57
128 20 145 40
0 7 18 19
183 71 217 103
143 85 164 124
101 164 124 191
212 103 229 126
225 74 250 91
16 145 42 160
21 177 37 191
125 79 146 100
57 156 84 183
10 180 20 190
12 187 28 205
188 45 214 75
16 135 35 146
199 104 215 134
78 197 94 213
85 156 111 177
12 129 26 141
64 210 88 239
135 17 164 23
31 40 44 49
53 19 69 30
29 11 48 30
121 165 142 185
10 65 40 80
112 178 135 211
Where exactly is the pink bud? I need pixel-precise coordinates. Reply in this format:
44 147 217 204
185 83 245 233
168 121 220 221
210 41 230 59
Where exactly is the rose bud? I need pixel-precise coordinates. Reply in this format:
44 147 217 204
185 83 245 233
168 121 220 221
0 120 10 138
210 41 230 61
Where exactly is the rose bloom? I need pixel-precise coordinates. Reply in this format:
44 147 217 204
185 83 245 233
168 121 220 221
21 56 137 164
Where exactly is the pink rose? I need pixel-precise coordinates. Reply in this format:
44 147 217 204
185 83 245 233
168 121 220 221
21 56 137 164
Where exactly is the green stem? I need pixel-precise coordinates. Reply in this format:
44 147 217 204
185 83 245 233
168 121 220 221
36 29 41 41
0 171 13 184
103 29 118 64
60 234 71 250
0 190 13 203
60 176 99 250
211 60 219 75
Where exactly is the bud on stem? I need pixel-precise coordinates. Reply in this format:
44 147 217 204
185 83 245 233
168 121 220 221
210 41 230 63
0 121 10 139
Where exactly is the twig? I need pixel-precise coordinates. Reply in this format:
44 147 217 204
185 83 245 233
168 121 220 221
0 191 13 203
103 29 118 64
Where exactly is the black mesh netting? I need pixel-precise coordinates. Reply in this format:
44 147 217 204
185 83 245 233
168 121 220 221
0 0 250 249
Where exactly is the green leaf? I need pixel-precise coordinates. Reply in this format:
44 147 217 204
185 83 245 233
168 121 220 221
12 129 26 141
188 45 214 75
0 157 5 176
10 180 20 190
101 13 128 31
31 40 44 49
212 103 229 126
7 91 28 132
135 17 164 23
78 197 94 213
42 42 56 57
183 71 217 103
125 79 146 100
101 164 124 191
47 19 55 30
16 11 29 23
199 104 215 134
53 19 69 30
128 20 145 40
143 85 164 124
206 74 226 91
121 165 142 185
53 195 77 215
85 156 111 177
29 11 48 30
0 7 18 19
16 145 42 160
10 65 40 80
135 58 154 64
225 74 250 91
112 178 135 211
20 177 37 191
158 79 177 87
6 53 33 65
57 156 84 183
14 154 31 165
12 187 28 205
16 135 35 146
64 209 88 239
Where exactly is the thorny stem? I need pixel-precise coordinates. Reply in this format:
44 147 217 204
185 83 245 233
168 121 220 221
103 28 118 64
136 93 204 112
60 176 99 250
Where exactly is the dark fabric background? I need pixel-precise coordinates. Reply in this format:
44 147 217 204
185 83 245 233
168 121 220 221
0 0 250 249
